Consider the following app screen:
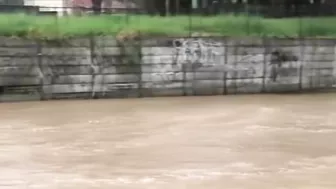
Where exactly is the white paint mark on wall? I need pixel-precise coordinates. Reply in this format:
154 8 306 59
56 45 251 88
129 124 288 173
173 38 222 66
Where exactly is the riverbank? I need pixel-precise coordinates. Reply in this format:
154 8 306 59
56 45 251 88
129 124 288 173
2 14 336 39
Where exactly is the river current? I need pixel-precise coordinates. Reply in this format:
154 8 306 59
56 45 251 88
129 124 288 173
0 94 336 189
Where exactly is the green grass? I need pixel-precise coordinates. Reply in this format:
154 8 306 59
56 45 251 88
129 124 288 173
1 13 336 39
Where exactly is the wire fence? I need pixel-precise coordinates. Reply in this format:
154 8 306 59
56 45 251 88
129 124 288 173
1 1 336 17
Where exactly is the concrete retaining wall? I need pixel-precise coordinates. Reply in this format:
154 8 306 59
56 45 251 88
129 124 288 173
0 36 335 102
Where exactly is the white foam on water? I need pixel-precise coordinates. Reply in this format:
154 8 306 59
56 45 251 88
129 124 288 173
285 156 336 173
31 127 57 133
246 124 336 134
88 120 100 124
228 162 255 169
137 177 156 184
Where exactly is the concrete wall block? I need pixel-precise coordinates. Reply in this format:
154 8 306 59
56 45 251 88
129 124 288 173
227 54 265 65
185 72 224 80
1 85 41 95
189 64 226 72
274 67 300 77
265 83 300 92
226 66 263 79
0 47 37 56
94 36 118 47
0 93 41 102
93 90 140 99
301 39 335 47
61 38 91 47
226 37 263 46
267 46 302 54
95 47 121 56
142 64 182 75
99 65 117 74
94 74 140 83
142 47 175 56
52 75 93 84
92 83 139 92
266 38 301 46
94 55 122 65
142 55 174 64
96 56 141 66
142 63 169 73
43 84 92 93
226 47 264 55
191 87 224 96
227 80 263 94
0 66 40 76
142 82 184 89
0 57 37 66
304 46 335 54
42 47 91 56
142 72 184 83
303 61 334 68
304 68 334 77
42 56 91 66
187 80 224 88
48 65 93 75
301 69 313 77
227 78 263 85
47 93 92 100
0 76 41 86
0 37 36 47
270 75 300 84
316 68 334 76
149 88 184 97
141 38 169 47
143 47 225 56
300 76 312 89
305 54 335 62
101 65 141 74
307 75 334 88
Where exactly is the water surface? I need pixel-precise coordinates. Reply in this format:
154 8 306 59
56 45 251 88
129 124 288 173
0 94 336 189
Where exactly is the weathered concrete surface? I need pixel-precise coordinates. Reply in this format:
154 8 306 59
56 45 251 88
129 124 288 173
0 37 335 102
142 37 336 96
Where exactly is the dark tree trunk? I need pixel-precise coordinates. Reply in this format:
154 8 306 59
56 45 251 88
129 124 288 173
92 0 103 14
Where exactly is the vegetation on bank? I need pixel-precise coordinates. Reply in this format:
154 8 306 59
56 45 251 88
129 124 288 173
1 14 336 39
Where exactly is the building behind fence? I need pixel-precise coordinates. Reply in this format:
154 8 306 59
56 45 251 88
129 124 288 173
0 0 335 17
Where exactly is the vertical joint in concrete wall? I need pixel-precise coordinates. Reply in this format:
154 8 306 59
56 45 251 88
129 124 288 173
333 42 336 88
116 37 143 97
261 37 268 93
298 38 304 91
89 35 99 99
137 36 143 98
222 37 228 95
36 39 45 100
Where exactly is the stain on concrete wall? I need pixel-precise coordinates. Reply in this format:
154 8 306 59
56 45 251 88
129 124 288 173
142 37 313 95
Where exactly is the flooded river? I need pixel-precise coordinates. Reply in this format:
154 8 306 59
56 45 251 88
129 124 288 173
1 94 336 189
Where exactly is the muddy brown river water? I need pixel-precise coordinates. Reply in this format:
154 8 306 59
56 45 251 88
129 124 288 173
0 94 336 189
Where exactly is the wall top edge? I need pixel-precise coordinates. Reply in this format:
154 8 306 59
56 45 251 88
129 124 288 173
0 36 335 47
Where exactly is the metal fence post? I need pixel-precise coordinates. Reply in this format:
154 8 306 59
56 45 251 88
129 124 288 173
298 37 304 91
262 36 267 93
223 37 228 95
138 34 143 98
189 7 192 37
36 39 45 100
89 35 97 99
